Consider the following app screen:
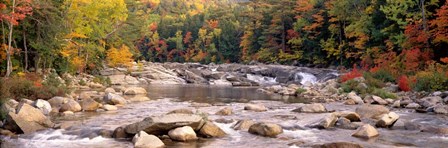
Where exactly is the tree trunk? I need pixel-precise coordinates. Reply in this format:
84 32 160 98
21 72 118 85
5 0 16 77
23 32 28 71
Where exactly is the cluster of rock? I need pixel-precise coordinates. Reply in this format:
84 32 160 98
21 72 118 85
0 86 150 136
100 62 337 87
290 103 400 140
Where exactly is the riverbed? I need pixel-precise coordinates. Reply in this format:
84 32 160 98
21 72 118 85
2 85 448 148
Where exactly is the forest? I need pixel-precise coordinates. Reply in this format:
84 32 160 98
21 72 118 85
0 0 447 90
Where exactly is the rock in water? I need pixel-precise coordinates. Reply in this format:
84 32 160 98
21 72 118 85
113 126 129 139
124 87 147 95
355 105 389 119
34 99 52 115
244 104 267 112
132 131 165 148
332 111 361 122
167 108 194 114
59 100 82 112
81 98 100 111
125 114 204 135
352 124 379 139
293 103 327 113
198 121 226 138
248 122 283 137
168 126 198 141
103 93 127 105
103 104 118 111
215 107 233 115
312 142 363 148
309 113 338 129
4 104 55 134
376 112 400 128
232 119 255 131
104 87 116 93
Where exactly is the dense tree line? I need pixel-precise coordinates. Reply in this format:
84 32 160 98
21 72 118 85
0 0 447 76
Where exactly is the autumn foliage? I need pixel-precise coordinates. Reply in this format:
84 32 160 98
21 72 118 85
398 75 412 92
340 65 363 83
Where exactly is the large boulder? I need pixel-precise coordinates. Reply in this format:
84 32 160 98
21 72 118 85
198 121 226 138
132 131 165 148
215 107 233 115
244 104 267 112
1 99 19 113
293 103 327 113
168 126 198 141
352 124 379 139
4 104 55 134
376 112 400 128
113 126 129 139
104 87 116 93
355 105 389 120
405 103 421 109
33 99 52 115
125 114 205 135
232 119 255 131
434 104 448 114
420 96 442 108
124 87 148 95
248 122 283 137
81 98 100 111
103 93 127 105
60 100 82 112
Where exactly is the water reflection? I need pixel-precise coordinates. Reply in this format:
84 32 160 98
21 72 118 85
145 85 307 104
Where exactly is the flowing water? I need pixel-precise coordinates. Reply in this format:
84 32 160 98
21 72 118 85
2 85 448 148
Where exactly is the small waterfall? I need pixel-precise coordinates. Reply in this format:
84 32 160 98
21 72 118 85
246 74 278 85
294 72 317 85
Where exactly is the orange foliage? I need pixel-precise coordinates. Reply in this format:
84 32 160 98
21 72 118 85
430 2 448 44
441 57 448 64
184 32 192 44
149 22 158 32
207 19 219 29
106 45 133 68
340 65 363 82
398 75 411 92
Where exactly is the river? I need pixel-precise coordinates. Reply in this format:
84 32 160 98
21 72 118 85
2 85 448 148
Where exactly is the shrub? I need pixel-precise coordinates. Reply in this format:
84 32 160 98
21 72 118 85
340 67 363 83
296 88 307 95
363 72 385 89
371 69 395 82
398 75 412 91
341 80 367 94
93 75 111 87
372 88 398 99
79 79 87 86
414 72 448 92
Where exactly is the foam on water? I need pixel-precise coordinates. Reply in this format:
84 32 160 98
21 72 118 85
294 72 317 85
246 74 278 85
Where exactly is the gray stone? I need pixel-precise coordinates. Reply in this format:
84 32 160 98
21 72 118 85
434 104 448 114
372 96 388 105
167 108 194 114
124 87 147 95
103 93 127 105
81 98 100 111
215 107 233 115
34 99 52 115
405 103 421 109
309 113 338 129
